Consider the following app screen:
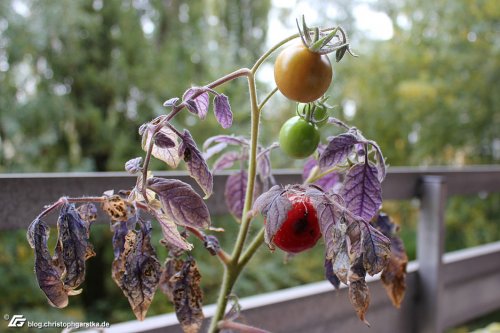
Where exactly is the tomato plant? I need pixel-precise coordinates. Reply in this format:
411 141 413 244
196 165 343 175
272 193 321 253
26 15 406 333
274 43 332 103
279 116 320 159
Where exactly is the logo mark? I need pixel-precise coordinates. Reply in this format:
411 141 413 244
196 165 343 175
8 315 26 327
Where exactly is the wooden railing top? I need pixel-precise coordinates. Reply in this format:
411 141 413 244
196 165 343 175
1 165 499 230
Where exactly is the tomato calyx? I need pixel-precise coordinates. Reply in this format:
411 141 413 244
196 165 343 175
270 192 321 254
296 96 334 127
295 15 357 62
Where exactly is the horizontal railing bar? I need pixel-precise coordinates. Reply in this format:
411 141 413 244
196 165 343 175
79 242 500 333
1 166 499 230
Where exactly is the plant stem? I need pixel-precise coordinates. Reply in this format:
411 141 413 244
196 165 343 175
207 71 260 333
237 227 265 269
258 86 278 111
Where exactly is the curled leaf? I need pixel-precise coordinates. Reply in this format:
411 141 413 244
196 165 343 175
112 220 162 321
153 212 193 251
183 87 210 119
341 163 382 222
214 94 233 128
179 129 213 198
155 131 176 149
319 133 358 170
148 177 211 230
252 185 292 247
171 258 204 333
159 257 184 302
102 193 135 222
55 204 94 290
164 97 180 107
203 235 221 256
349 278 371 326
324 258 340 289
31 219 69 308
374 214 408 308
125 157 143 174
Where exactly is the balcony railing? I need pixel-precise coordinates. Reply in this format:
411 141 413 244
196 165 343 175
1 165 499 333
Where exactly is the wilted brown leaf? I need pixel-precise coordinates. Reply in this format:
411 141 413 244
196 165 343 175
373 213 408 308
30 219 69 308
54 204 94 291
171 258 204 333
102 193 135 222
349 279 370 326
112 220 161 321
159 257 184 302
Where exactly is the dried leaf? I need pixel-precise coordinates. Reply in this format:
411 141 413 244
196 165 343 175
113 220 162 321
102 193 135 222
142 126 181 168
360 220 391 276
179 130 214 198
148 177 211 230
214 94 233 128
183 87 210 119
30 219 69 308
252 186 292 247
203 235 221 256
159 257 184 302
319 133 358 170
349 279 371 326
373 214 408 308
341 163 382 222
55 204 94 290
171 258 204 333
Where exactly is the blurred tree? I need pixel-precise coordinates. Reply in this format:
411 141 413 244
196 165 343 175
0 0 270 172
334 0 500 166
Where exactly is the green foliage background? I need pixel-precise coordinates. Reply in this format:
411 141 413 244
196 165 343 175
0 0 499 331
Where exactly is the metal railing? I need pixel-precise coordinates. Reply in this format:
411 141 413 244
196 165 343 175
1 166 500 333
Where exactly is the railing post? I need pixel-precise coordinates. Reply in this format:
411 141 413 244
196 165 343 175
416 176 447 333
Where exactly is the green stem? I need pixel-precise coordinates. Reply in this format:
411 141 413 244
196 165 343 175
258 86 278 111
238 228 265 269
208 72 260 333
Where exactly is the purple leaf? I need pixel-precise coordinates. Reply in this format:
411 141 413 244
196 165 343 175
203 142 228 160
142 126 181 168
179 130 213 198
341 163 382 222
224 170 248 219
252 186 292 247
256 143 278 181
213 151 242 172
155 131 176 149
203 135 249 151
153 212 193 251
319 133 358 170
214 94 233 128
148 177 211 230
163 97 180 107
183 87 210 119
125 157 142 174
324 259 340 289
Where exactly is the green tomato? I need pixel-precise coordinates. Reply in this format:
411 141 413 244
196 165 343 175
279 116 320 159
297 103 329 127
